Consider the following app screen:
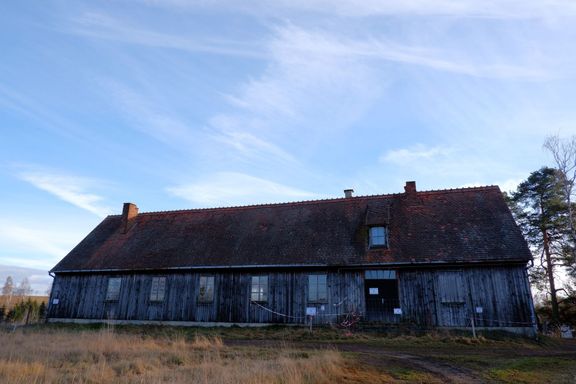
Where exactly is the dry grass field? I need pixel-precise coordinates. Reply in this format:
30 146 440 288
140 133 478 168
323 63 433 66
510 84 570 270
0 327 364 384
0 325 575 383
1 296 48 311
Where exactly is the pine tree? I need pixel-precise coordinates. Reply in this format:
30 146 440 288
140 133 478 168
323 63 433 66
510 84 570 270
511 167 570 324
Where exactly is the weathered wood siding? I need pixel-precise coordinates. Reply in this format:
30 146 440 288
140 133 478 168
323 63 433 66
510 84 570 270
399 266 534 328
48 265 534 328
48 271 365 324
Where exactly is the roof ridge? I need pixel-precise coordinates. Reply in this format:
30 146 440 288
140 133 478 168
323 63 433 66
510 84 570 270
110 192 401 217
107 185 501 217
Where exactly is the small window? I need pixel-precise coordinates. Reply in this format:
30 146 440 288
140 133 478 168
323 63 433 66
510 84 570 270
251 276 268 302
308 274 327 302
198 276 215 303
369 226 387 248
106 277 122 301
439 271 465 304
150 276 166 302
365 270 396 280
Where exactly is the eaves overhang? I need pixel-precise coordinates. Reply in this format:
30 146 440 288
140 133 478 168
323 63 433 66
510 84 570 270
50 258 531 274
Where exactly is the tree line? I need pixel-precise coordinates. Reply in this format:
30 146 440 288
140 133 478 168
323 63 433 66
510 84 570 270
507 135 576 327
1 275 47 324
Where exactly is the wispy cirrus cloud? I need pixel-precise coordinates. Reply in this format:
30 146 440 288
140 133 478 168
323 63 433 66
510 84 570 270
102 80 199 148
380 144 452 164
262 26 550 80
209 117 298 164
68 12 263 59
136 0 576 20
16 166 112 217
167 172 317 206
0 222 70 260
204 25 384 162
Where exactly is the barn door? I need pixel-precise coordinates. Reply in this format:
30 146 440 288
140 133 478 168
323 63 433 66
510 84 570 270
364 270 399 322
437 271 469 327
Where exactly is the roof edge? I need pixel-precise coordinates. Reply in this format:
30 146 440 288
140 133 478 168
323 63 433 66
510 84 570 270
50 256 528 274
109 185 501 217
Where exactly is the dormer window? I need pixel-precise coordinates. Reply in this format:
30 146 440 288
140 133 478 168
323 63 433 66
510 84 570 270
369 226 387 248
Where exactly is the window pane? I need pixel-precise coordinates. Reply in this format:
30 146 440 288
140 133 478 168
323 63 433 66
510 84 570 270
369 226 387 247
106 278 121 301
365 270 396 280
308 275 317 301
318 275 327 301
150 276 166 302
251 275 268 302
439 272 465 303
308 274 327 302
199 276 214 302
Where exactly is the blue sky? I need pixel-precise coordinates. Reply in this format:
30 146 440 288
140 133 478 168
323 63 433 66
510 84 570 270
1 0 576 274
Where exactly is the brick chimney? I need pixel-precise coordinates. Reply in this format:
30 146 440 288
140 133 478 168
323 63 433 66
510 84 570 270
344 189 354 198
404 181 416 194
121 202 138 234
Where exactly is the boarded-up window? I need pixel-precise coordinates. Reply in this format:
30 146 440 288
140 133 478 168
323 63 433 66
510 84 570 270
198 276 215 303
150 276 166 302
308 274 327 302
251 276 268 302
106 277 122 301
369 226 387 248
438 271 465 303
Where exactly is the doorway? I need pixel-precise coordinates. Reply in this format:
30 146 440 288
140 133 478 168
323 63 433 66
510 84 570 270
364 270 399 322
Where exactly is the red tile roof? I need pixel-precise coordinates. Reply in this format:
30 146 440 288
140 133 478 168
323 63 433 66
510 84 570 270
51 185 532 273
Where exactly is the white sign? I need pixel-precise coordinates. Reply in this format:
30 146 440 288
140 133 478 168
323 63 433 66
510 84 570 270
306 307 317 316
475 307 483 314
393 308 402 315
52 298 59 305
560 325 573 339
369 287 379 295
320 305 325 311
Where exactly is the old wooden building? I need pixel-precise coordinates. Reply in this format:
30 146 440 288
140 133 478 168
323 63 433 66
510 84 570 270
47 181 536 334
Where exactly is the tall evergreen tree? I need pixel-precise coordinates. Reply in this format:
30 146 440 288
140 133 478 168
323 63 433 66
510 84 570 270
511 167 570 324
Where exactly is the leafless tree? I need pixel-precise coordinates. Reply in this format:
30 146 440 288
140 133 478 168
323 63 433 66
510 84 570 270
544 135 576 243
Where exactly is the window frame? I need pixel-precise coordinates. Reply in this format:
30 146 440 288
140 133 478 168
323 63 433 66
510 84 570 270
105 277 122 302
250 275 268 302
368 226 388 248
149 276 167 303
438 270 466 304
308 274 328 303
198 275 215 303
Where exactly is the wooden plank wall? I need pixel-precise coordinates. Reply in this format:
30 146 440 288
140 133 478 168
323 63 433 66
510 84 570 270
48 265 534 328
399 265 534 328
48 271 365 325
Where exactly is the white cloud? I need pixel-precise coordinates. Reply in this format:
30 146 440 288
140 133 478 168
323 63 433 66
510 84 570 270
266 27 549 80
205 25 384 161
496 178 524 193
136 0 576 20
0 218 88 272
68 12 263 59
381 144 452 164
17 167 111 217
102 80 199 148
0 223 69 259
210 116 297 163
167 172 317 206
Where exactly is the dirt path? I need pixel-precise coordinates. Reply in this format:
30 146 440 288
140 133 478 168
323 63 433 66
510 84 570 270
226 339 485 383
336 344 484 384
